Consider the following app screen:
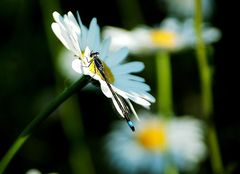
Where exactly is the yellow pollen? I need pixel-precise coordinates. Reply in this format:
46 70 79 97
88 59 115 83
136 123 167 151
150 30 177 49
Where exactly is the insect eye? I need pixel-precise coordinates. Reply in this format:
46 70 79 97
90 51 100 58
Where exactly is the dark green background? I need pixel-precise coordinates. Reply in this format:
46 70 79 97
0 0 239 173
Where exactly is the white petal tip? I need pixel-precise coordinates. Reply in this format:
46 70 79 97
72 59 83 74
53 11 60 19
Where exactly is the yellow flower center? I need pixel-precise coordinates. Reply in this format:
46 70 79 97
136 122 167 151
88 58 115 83
150 30 177 49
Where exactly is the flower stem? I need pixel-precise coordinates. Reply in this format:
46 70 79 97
194 0 224 173
0 76 90 174
156 51 174 118
156 52 178 174
164 165 179 174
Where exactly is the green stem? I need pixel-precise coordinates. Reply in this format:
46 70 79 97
0 76 90 174
194 0 224 173
163 151 179 174
164 166 179 174
195 0 212 118
156 51 174 118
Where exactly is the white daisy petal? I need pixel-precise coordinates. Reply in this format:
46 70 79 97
99 38 111 59
52 23 76 52
86 18 99 50
202 28 221 44
125 99 139 120
125 93 151 108
83 46 91 63
105 47 129 67
80 26 88 50
72 59 83 74
114 80 151 92
100 80 112 98
135 91 156 103
67 12 81 34
112 61 144 75
63 17 81 52
75 12 88 51
57 48 82 81
52 12 81 55
51 23 71 50
64 16 80 50
124 74 145 82
64 13 81 47
53 11 62 24
76 11 84 27
122 74 145 82
111 96 124 117
92 24 101 51
126 91 156 104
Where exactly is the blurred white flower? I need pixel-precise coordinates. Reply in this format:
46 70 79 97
26 169 58 174
57 48 82 82
105 113 206 174
51 11 155 123
103 18 221 54
26 169 41 174
163 0 214 19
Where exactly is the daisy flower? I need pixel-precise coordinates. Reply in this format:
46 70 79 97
103 17 221 54
51 11 155 125
105 113 206 174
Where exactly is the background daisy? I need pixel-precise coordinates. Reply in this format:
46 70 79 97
103 18 221 54
26 169 58 174
105 113 206 174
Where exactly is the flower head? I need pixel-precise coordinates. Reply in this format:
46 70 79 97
103 18 221 54
51 11 155 124
105 113 206 174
